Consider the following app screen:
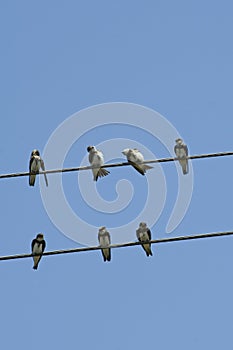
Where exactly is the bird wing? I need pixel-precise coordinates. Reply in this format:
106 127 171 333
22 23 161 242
88 152 94 164
128 160 145 176
31 239 37 252
136 228 142 241
134 151 144 163
98 231 102 244
106 230 111 245
147 229 152 240
174 145 178 156
29 156 33 172
41 240 46 252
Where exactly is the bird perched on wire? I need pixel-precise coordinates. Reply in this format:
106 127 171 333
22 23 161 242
87 146 110 181
29 149 48 186
98 226 111 262
136 222 153 257
122 148 153 175
31 233 46 270
174 138 189 175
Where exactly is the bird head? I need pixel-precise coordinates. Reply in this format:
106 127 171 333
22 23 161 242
31 149 40 157
36 233 44 240
139 222 147 228
175 138 183 145
87 146 95 153
99 226 106 232
122 148 130 156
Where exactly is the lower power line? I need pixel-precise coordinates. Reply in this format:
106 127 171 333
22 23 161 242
0 230 232 262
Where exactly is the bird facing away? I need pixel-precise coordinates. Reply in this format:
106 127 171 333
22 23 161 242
136 222 153 257
29 149 48 186
122 148 153 175
87 146 110 181
31 233 46 270
174 138 189 175
98 226 111 262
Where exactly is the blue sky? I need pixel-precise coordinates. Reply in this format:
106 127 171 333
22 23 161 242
0 1 233 349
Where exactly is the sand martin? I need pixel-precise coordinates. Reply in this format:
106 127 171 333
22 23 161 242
29 149 48 186
136 222 153 257
31 233 46 270
122 148 153 175
87 146 110 181
98 226 111 262
174 138 189 175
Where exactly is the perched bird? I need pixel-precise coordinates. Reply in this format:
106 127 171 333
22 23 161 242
136 222 153 257
87 146 110 181
31 233 46 270
29 149 48 186
122 148 153 175
174 138 189 175
98 226 111 262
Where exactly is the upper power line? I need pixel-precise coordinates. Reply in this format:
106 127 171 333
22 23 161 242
0 151 232 180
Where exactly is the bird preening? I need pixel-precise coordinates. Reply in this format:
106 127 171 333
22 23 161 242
29 149 48 186
122 148 153 175
31 233 46 270
28 139 189 187
25 138 191 268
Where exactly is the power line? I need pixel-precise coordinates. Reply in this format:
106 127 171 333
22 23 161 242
0 151 232 180
1 230 232 262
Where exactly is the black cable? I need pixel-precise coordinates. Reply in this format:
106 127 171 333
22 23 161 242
1 230 232 262
0 151 232 180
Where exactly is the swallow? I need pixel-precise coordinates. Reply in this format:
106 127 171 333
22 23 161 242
87 146 110 181
31 233 46 270
174 138 189 175
136 222 153 257
98 226 111 262
29 149 48 186
122 148 153 175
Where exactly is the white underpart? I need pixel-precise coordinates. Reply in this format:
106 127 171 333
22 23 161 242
32 242 43 266
176 148 186 158
99 233 110 247
91 152 104 167
31 157 41 172
138 230 149 241
32 242 43 254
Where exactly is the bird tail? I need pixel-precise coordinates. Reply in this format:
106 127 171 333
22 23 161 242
143 164 153 171
29 175 36 186
40 160 49 186
33 256 41 270
93 168 110 181
146 248 153 257
43 173 49 187
101 248 111 262
107 250 111 262
128 161 145 175
142 243 153 257
180 160 189 175
129 161 153 176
